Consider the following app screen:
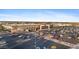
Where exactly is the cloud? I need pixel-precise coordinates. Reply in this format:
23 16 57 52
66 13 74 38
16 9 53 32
0 11 79 22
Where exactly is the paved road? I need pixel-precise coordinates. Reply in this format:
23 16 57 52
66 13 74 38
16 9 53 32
0 32 70 49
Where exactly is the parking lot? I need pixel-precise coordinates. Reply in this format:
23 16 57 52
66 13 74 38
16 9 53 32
0 32 70 49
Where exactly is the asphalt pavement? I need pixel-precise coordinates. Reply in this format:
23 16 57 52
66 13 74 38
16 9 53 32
0 32 70 49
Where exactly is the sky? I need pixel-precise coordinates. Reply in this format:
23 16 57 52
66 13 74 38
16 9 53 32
0 9 79 22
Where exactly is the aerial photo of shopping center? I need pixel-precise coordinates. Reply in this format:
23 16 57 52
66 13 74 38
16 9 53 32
0 9 79 49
